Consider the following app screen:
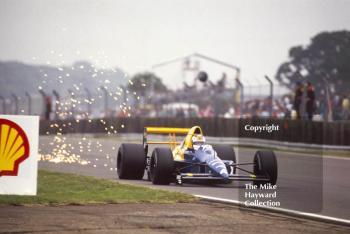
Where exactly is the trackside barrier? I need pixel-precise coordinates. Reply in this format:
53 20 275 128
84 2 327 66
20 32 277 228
39 118 350 146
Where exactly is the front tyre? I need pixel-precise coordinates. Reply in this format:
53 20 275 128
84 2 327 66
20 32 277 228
150 148 174 185
253 150 278 186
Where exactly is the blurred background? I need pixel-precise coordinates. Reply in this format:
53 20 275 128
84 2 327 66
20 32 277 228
0 0 349 122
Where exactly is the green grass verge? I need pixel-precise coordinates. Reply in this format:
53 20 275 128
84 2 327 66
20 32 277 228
0 170 196 205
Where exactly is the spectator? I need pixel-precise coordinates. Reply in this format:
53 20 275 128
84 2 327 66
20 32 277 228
217 73 227 92
176 108 185 118
333 95 342 120
306 82 316 120
342 93 350 120
293 82 303 119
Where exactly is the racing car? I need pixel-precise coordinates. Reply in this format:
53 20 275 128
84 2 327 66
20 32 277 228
117 126 277 186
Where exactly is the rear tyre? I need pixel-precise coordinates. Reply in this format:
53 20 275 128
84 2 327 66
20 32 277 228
117 144 146 180
212 144 236 174
253 150 278 186
150 148 174 185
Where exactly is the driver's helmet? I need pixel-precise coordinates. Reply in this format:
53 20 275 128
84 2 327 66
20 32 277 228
192 134 206 146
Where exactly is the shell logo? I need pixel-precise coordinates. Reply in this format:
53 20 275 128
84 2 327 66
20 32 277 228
0 119 30 176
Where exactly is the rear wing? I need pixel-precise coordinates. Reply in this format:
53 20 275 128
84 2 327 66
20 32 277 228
143 127 190 148
145 127 190 135
143 126 203 154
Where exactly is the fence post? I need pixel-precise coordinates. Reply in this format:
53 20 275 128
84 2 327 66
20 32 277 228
11 93 19 115
264 75 274 117
25 92 32 115
53 90 60 120
68 89 75 118
322 78 333 122
0 95 5 114
39 89 47 118
100 86 108 116
85 88 92 117
236 78 244 116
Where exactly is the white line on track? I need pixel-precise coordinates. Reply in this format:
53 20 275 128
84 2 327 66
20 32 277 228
195 195 350 226
237 147 350 161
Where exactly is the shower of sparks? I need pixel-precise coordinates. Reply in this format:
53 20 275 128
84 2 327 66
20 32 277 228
39 135 90 165
34 49 144 168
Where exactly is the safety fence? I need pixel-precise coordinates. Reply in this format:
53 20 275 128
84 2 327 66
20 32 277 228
40 117 350 146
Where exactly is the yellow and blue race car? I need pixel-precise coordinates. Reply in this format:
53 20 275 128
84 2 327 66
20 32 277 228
117 126 277 186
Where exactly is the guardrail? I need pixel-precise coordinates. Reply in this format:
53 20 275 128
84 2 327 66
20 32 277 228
40 118 350 146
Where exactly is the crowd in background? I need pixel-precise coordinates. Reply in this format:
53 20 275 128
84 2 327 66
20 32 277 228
123 81 350 121
38 77 349 122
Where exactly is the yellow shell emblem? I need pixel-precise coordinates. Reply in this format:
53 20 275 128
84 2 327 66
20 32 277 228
0 119 30 176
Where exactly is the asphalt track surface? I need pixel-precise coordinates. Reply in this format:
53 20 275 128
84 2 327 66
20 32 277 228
39 135 350 221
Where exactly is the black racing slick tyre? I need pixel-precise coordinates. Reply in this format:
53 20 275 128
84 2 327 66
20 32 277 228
150 148 174 185
117 144 146 180
212 144 236 174
253 150 278 186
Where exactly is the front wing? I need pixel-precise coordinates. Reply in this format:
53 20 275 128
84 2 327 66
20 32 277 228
173 160 270 184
